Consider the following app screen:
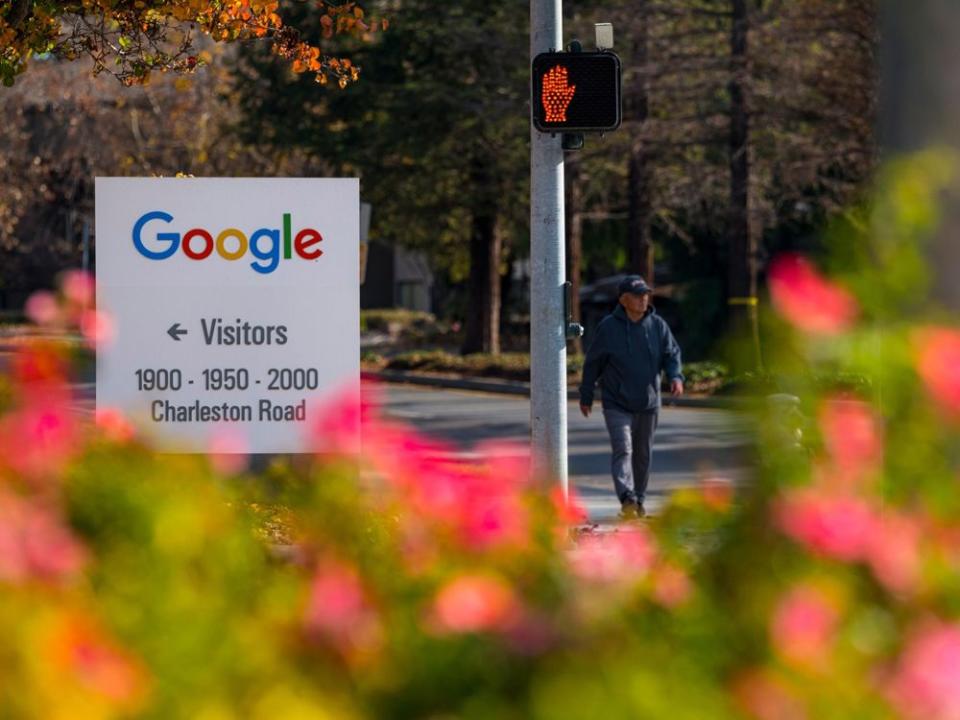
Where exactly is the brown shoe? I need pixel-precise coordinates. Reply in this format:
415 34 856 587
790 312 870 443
619 501 641 520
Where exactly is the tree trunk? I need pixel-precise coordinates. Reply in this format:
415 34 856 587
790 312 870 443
726 0 761 370
461 211 502 355
8 0 30 29
627 1 654 284
566 160 584 355
627 150 654 283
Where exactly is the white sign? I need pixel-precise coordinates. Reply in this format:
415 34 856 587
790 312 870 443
96 178 359 454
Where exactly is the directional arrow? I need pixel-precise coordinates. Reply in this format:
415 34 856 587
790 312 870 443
167 323 188 341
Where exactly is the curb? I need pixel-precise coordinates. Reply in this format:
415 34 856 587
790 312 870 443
364 369 530 396
363 369 750 409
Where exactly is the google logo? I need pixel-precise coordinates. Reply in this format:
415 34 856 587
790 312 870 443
132 211 323 274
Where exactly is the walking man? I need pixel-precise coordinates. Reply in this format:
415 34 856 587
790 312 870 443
578 275 684 518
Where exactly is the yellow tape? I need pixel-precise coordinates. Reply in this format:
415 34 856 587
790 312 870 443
728 296 759 306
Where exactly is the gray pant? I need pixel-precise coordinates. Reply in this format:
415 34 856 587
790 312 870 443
602 406 659 504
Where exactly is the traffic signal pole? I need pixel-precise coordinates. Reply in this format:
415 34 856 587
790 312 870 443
530 0 568 493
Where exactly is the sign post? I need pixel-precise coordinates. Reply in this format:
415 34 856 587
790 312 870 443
530 16 621 492
95 177 360 454
530 0 567 492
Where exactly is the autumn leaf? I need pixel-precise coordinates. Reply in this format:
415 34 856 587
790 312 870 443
0 0 383 87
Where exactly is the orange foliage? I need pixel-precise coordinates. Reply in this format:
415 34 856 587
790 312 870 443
0 1 388 87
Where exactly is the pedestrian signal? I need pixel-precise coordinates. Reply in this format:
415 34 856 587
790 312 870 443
532 51 621 133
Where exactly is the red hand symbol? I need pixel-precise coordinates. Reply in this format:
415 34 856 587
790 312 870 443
542 65 576 123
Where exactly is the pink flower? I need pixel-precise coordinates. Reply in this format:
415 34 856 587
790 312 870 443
307 382 366 455
775 489 877 561
569 527 657 584
378 433 473 517
651 563 693 608
0 491 86 583
888 621 960 720
770 584 839 668
356 407 531 552
460 482 530 551
94 407 136 444
10 345 68 388
79 309 115 347
304 559 381 655
430 574 519 634
819 399 882 486
24 290 61 327
207 427 249 475
455 442 531 551
866 511 922 595
365 426 491 545
552 486 588 525
768 253 857 335
476 440 531 479
0 390 79 480
61 270 95 308
914 327 960 417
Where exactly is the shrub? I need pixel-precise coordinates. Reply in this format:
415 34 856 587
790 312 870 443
682 361 729 393
361 309 436 333
386 351 587 382
360 349 386 366
717 369 872 398
6 155 960 719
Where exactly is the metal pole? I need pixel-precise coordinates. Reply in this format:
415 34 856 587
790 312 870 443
530 0 567 492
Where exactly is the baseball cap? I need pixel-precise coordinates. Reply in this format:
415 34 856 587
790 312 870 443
617 275 652 296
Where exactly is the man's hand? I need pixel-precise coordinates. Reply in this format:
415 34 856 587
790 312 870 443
671 379 684 397
580 403 592 418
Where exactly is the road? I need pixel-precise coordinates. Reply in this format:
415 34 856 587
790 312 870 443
378 385 751 521
52 375 752 523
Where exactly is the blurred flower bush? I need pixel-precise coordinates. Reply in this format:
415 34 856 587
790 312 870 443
5 153 960 718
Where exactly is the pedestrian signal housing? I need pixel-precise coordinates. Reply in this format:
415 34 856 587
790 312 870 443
531 51 622 133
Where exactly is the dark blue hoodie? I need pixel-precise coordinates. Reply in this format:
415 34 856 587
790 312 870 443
578 305 683 413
